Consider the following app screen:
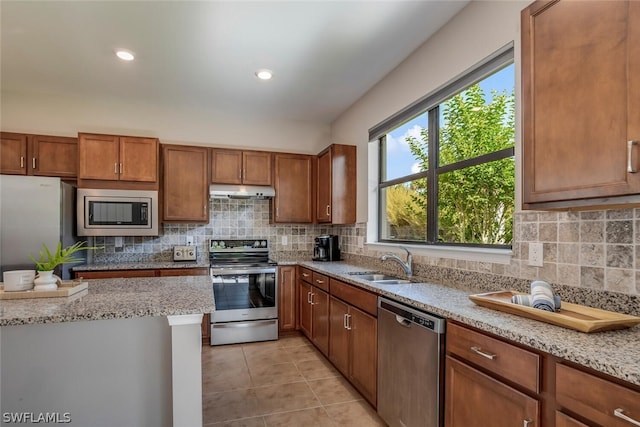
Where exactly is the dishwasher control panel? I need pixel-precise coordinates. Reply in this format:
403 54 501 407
379 298 445 333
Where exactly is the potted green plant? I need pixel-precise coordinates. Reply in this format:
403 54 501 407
29 241 101 291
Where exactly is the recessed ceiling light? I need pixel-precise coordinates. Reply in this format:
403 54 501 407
255 69 273 80
115 49 135 61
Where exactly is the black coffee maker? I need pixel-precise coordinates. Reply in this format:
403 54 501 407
313 235 340 261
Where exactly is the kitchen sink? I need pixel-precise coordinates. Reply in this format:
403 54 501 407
348 272 410 285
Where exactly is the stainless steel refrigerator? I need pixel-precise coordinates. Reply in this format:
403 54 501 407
0 175 83 280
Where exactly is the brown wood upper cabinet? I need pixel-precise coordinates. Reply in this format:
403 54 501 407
78 133 158 183
1 132 77 177
316 144 356 224
162 144 209 222
210 148 272 186
272 153 314 223
522 0 640 209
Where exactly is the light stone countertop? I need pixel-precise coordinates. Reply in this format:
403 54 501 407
73 261 210 271
298 260 640 387
0 275 214 327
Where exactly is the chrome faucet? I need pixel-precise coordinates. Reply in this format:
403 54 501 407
381 246 413 277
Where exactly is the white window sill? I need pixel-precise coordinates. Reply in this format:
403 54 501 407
365 241 513 265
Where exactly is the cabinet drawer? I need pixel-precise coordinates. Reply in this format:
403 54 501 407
311 271 329 292
555 411 589 427
446 323 540 393
556 363 640 427
76 269 157 279
299 267 313 284
329 278 377 317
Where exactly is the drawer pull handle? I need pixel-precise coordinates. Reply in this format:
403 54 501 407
523 419 533 427
471 346 496 360
614 408 640 426
315 279 324 284
302 273 310 277
628 140 638 173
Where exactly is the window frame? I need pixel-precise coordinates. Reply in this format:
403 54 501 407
373 43 515 249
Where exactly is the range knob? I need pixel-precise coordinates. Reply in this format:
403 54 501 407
254 240 260 248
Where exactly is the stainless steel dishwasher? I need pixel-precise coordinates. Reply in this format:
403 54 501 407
378 297 446 427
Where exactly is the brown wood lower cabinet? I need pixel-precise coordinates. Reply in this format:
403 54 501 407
329 296 377 406
298 268 329 356
556 363 640 427
445 355 539 427
278 266 297 332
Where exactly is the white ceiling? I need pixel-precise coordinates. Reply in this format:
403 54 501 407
1 1 469 124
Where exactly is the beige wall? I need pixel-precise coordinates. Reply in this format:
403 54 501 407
0 90 330 154
330 0 529 222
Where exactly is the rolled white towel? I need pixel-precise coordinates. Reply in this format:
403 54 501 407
511 293 561 310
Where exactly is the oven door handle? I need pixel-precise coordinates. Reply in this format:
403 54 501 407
210 267 277 275
211 320 277 328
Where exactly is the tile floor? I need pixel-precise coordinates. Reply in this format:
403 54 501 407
202 333 387 426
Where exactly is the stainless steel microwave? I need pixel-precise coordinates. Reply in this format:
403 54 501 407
77 189 159 236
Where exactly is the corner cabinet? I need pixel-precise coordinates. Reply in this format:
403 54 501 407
78 133 158 186
162 144 209 222
522 0 640 209
272 153 314 223
210 148 272 186
316 144 356 224
1 132 77 177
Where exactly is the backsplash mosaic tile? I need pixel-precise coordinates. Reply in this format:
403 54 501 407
90 198 640 297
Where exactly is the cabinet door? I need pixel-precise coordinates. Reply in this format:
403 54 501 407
445 356 539 427
522 0 640 205
0 132 28 175
278 266 297 331
311 287 329 356
273 154 314 223
316 149 332 223
298 280 312 339
30 135 77 177
348 306 377 406
329 144 356 224
211 149 242 184
162 144 209 222
78 133 120 181
243 151 272 185
329 296 349 375
119 137 158 182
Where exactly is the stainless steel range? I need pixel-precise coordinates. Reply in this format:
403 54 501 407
209 239 278 346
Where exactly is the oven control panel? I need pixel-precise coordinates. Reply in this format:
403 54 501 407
209 239 268 251
173 245 197 261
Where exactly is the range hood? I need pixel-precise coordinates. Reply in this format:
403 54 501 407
209 184 275 199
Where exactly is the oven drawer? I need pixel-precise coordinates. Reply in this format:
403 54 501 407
210 319 278 346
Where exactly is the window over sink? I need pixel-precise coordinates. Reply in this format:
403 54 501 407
369 44 515 249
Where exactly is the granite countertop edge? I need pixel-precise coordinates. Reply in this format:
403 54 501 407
296 261 640 387
73 261 211 271
0 276 214 328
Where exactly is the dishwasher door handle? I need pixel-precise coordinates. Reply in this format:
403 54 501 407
395 315 412 327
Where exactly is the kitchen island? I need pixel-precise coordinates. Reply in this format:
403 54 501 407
0 275 213 427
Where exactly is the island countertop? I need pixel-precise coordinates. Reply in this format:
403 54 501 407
0 275 214 326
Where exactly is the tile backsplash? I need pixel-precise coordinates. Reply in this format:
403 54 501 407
90 199 640 297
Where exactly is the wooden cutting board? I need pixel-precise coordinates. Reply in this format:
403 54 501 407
0 281 88 300
469 291 640 333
